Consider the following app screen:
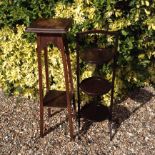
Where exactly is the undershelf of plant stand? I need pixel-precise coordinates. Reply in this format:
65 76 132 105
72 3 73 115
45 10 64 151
43 90 72 108
80 102 110 122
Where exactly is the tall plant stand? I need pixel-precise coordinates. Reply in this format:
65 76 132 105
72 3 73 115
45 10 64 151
26 18 75 140
76 30 118 140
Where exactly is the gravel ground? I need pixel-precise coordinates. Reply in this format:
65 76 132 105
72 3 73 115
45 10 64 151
0 86 155 155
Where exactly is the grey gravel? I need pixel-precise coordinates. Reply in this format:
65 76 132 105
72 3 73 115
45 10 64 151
0 86 155 155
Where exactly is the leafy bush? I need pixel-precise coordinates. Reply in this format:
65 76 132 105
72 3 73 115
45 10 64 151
0 26 68 98
0 0 57 27
0 0 154 104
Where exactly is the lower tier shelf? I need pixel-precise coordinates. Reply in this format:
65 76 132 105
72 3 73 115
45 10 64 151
80 102 110 122
43 90 71 108
80 76 112 96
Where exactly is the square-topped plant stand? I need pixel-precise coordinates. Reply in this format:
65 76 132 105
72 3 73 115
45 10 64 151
26 18 75 139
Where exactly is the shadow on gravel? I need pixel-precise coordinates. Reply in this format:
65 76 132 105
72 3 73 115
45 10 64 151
128 88 154 104
43 109 67 137
43 88 154 139
78 120 93 137
111 88 154 139
112 105 131 139
48 109 64 118
78 100 110 137
44 119 67 137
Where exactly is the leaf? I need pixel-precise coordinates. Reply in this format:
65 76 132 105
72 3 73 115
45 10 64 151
151 24 155 30
145 1 149 6
144 9 150 15
138 54 145 59
122 30 128 36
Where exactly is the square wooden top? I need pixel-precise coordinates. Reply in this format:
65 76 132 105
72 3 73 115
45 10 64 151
26 18 72 34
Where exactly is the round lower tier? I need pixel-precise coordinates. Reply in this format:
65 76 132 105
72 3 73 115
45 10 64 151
79 76 112 96
80 102 110 122
80 47 114 65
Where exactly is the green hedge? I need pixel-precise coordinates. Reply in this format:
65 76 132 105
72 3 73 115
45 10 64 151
0 0 155 104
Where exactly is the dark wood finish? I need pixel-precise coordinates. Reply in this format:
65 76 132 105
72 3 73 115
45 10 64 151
76 29 119 140
80 48 114 65
43 90 68 108
80 102 110 122
80 77 112 96
26 18 74 140
43 47 51 116
26 18 72 34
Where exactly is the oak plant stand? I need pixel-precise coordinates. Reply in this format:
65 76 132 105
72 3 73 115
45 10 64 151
26 18 75 140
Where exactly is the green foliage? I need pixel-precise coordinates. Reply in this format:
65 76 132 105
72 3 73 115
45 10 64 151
0 26 68 98
0 26 37 96
0 0 155 104
0 0 56 27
